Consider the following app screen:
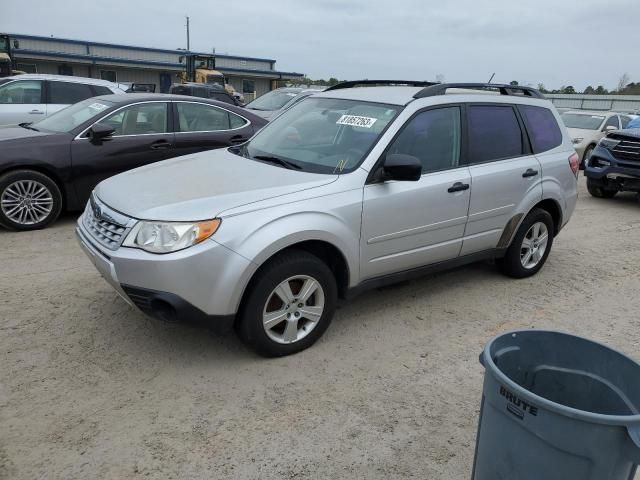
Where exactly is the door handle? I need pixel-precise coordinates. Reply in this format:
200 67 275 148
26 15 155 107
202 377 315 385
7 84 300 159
150 140 171 150
29 110 44 115
447 182 470 193
230 135 248 144
522 168 539 178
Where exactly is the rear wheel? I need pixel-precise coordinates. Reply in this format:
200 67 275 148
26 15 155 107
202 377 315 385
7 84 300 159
586 178 617 198
498 208 554 279
0 170 62 231
238 250 337 357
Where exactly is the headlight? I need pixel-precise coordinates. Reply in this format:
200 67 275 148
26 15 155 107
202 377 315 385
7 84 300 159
598 137 620 150
123 219 221 253
572 137 584 145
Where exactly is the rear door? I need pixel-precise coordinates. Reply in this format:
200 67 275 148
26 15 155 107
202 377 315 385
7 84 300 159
172 101 253 156
46 80 99 116
70 101 174 204
0 79 46 125
460 103 542 256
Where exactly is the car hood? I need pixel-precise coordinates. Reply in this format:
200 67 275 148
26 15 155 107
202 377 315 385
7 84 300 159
246 109 276 121
95 148 338 221
0 126 59 141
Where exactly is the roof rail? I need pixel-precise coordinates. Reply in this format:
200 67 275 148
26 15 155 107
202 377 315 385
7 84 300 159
414 83 545 99
325 80 439 91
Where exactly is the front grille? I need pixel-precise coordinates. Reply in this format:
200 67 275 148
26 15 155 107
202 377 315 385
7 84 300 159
611 137 640 162
82 196 133 250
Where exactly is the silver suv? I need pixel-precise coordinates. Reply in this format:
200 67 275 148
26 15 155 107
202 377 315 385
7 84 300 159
76 82 579 357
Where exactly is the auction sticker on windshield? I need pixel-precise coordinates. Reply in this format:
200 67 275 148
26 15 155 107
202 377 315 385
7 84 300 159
336 115 377 128
88 103 109 112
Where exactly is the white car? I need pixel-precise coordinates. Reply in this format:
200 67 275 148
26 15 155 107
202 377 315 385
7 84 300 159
0 74 125 126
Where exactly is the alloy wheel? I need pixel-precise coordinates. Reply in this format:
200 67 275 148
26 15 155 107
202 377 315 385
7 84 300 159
1 180 54 225
262 275 325 344
520 221 549 269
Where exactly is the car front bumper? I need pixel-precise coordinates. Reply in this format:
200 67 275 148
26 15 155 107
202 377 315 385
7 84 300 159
76 217 257 331
584 145 640 191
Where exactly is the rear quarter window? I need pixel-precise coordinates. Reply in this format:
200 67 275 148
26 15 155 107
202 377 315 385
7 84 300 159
519 105 563 153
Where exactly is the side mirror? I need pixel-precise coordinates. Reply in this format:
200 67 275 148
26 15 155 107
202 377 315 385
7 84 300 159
604 125 618 132
383 154 422 181
88 123 115 143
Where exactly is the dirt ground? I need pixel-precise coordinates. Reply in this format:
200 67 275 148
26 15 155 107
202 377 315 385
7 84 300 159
1 177 639 480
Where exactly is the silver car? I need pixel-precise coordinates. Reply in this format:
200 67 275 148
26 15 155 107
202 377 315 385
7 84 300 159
0 74 125 126
77 82 579 357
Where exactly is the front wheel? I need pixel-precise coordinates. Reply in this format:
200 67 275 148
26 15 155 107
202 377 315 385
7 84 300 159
497 208 554 279
0 170 62 231
586 178 617 198
581 145 594 169
238 250 337 357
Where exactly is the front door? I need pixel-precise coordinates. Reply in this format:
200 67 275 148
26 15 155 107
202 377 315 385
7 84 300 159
0 79 46 125
70 101 174 204
361 106 471 280
460 104 543 255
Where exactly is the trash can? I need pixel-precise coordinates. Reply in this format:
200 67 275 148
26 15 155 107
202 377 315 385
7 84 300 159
473 330 640 480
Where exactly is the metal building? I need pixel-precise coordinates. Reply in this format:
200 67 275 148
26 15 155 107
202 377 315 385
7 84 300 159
8 33 304 100
546 94 640 114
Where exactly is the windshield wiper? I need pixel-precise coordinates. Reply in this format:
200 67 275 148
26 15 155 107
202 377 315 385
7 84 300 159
18 122 39 131
253 155 302 170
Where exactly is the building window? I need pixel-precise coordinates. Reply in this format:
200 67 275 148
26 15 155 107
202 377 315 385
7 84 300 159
242 79 255 93
58 64 73 76
100 70 117 83
240 60 247 66
16 63 37 74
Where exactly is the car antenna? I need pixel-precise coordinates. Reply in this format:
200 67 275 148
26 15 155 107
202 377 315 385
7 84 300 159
487 72 496 84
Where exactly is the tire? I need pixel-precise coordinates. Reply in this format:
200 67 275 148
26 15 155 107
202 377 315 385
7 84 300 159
497 208 554 279
586 178 617 199
581 145 594 169
0 170 63 231
238 250 337 357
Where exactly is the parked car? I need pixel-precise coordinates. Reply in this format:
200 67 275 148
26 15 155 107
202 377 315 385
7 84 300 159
0 74 125 126
245 87 325 121
561 110 634 167
169 83 242 106
76 82 578 357
584 128 640 198
0 94 267 230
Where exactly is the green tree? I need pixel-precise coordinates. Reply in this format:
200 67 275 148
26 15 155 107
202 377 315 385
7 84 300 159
583 86 595 94
510 80 519 86
595 85 608 94
537 83 548 93
562 85 576 94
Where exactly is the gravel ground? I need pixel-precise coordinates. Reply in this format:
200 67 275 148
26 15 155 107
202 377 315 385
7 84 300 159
1 177 639 480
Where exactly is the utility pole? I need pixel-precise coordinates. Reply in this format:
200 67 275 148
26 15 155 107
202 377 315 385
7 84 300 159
186 16 190 51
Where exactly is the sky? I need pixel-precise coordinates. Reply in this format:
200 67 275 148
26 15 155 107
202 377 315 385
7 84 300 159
3 0 639 91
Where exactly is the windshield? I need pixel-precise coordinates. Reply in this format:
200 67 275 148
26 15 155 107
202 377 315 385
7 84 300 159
33 98 114 133
247 90 301 111
561 113 605 130
0 37 7 53
240 97 401 174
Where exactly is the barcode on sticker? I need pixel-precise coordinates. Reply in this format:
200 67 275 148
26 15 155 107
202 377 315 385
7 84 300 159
336 115 377 128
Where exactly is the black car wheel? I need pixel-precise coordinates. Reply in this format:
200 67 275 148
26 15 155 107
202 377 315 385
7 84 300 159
586 178 617 199
497 208 554 279
238 250 337 357
581 145 594 169
0 170 63 231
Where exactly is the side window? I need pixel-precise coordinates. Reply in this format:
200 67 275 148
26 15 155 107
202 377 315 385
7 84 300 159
49 81 95 104
0 80 43 104
177 103 230 132
620 116 631 128
101 103 168 136
467 105 524 163
386 107 461 173
229 111 248 129
519 105 563 153
604 115 620 130
92 86 113 96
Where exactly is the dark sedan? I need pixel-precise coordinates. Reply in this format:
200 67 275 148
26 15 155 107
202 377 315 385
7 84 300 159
0 94 267 230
